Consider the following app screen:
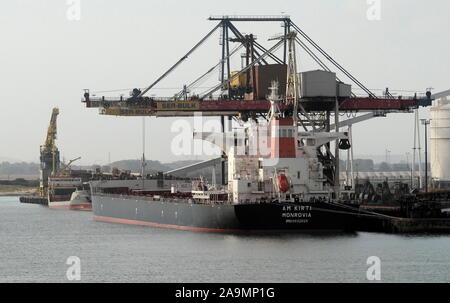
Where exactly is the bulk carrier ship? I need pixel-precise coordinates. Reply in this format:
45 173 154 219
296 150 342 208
90 83 362 232
83 16 450 233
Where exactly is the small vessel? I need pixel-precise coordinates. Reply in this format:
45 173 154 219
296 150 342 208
47 176 92 210
19 108 93 210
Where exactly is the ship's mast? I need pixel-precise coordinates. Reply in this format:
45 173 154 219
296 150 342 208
285 32 301 126
334 93 340 199
267 81 282 120
141 117 147 189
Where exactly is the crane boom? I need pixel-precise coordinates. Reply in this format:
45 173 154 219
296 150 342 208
60 157 81 175
43 108 59 151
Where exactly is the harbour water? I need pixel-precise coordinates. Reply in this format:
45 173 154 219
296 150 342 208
1 196 449 283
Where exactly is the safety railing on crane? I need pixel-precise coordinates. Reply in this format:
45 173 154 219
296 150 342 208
209 15 291 20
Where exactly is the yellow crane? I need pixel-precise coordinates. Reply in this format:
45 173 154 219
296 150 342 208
39 108 60 197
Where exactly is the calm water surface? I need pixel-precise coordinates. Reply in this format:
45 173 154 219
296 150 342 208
1 196 449 282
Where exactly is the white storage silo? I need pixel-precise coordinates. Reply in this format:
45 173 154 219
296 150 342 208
430 98 450 187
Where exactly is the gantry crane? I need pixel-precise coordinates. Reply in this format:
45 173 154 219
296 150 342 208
39 108 60 197
81 15 435 189
82 15 433 118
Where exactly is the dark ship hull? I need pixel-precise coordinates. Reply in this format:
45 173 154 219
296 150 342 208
19 196 48 205
92 194 360 232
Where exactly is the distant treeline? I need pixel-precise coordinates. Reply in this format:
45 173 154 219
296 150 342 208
0 178 39 187
340 159 424 172
0 162 40 176
0 159 200 177
0 159 418 178
80 159 200 174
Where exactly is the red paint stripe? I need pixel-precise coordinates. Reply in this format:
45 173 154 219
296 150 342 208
70 205 92 211
93 216 342 233
49 204 92 211
94 216 243 233
277 118 295 126
49 205 71 210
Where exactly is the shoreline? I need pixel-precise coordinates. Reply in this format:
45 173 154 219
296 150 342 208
0 190 36 197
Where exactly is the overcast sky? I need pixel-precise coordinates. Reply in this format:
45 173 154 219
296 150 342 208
0 0 448 165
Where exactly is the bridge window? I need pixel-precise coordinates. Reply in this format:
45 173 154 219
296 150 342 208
307 138 316 146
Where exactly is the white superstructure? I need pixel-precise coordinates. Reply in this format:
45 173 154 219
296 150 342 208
195 82 350 204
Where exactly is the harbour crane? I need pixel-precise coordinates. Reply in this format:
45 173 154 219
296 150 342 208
82 15 433 118
39 108 60 197
81 15 434 189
